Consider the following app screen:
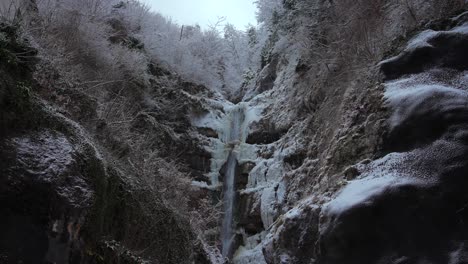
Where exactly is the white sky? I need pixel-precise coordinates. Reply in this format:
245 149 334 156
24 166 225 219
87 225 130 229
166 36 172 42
140 0 258 30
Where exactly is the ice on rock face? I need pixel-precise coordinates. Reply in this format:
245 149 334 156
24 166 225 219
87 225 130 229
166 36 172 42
247 158 286 188
191 100 265 189
260 186 278 229
244 157 287 230
189 87 292 261
237 143 258 164
206 139 229 187
233 243 267 264
258 179 287 229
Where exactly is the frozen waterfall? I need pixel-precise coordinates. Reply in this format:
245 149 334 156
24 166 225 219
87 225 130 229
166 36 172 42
221 104 246 259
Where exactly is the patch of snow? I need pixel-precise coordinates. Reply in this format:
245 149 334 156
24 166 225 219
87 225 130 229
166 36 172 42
248 158 286 188
379 30 436 67
191 181 210 188
386 83 465 108
14 131 74 178
283 206 302 220
240 186 267 195
385 77 468 129
324 153 423 214
406 29 438 50
380 23 468 68
325 175 414 214
233 243 267 264
451 23 468 34
283 197 320 221
237 143 259 164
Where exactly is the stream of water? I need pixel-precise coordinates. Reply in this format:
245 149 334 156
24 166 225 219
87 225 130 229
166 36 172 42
220 104 246 259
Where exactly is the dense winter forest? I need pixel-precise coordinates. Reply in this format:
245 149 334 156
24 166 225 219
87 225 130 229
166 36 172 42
1 0 279 97
1 0 468 263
